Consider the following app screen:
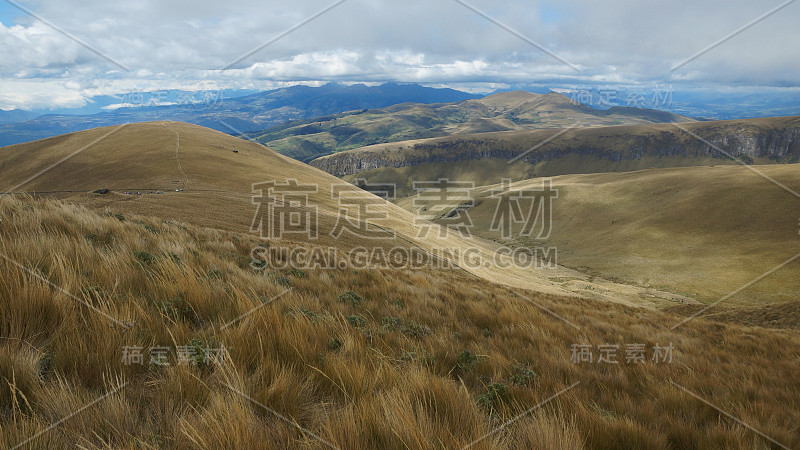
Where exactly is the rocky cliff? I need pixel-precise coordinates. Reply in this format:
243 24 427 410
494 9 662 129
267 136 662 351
310 116 800 177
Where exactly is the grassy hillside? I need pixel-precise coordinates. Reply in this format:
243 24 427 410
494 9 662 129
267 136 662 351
0 122 693 308
397 164 800 305
2 195 800 448
248 91 694 162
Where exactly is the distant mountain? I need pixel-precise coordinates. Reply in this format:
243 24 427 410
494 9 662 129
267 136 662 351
0 109 38 124
247 90 695 162
557 86 800 121
668 90 800 120
0 83 479 147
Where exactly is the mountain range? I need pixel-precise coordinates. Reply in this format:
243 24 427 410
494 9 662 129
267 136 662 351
0 83 478 147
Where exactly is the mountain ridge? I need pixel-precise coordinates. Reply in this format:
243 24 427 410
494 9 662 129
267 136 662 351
248 91 695 162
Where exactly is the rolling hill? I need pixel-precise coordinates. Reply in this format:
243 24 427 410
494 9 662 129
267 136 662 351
247 91 695 162
1 122 800 448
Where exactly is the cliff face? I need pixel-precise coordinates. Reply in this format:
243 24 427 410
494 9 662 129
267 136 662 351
310 118 800 177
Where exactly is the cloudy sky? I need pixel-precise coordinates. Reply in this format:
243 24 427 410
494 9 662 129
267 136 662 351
1 0 798 110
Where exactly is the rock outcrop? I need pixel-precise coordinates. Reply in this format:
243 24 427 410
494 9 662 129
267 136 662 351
310 117 800 177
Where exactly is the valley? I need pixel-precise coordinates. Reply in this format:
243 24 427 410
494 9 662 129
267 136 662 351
1 116 798 449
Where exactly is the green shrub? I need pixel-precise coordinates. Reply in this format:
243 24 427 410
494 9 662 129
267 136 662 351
291 308 324 324
160 294 195 323
400 348 435 366
345 315 367 328
509 364 537 386
338 291 364 306
207 269 222 279
457 350 478 371
134 251 157 265
477 383 509 410
327 338 342 351
381 316 403 330
403 321 431 337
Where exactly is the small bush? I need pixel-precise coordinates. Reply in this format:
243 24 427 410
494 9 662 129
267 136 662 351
477 383 509 411
38 351 54 378
381 316 403 330
403 321 431 337
160 294 196 323
509 364 537 386
400 348 435 366
327 338 342 351
142 224 159 233
291 308 324 324
457 350 478 371
134 251 157 265
345 315 367 328
207 269 222 279
185 338 216 371
273 275 291 287
339 291 364 306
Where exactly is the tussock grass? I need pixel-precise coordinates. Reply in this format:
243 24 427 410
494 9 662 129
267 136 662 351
1 195 799 449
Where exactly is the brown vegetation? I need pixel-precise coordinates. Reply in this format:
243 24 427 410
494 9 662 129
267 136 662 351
1 195 799 449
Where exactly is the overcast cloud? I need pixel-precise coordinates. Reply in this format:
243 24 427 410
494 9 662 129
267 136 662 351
0 0 798 109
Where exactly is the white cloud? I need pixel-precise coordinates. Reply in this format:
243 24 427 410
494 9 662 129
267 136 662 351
0 80 87 110
1 0 799 109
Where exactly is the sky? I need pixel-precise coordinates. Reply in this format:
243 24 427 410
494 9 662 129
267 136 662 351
0 0 798 110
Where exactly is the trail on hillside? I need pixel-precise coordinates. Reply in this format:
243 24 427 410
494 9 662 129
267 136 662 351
165 124 189 190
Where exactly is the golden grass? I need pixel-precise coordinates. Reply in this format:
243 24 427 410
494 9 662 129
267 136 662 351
1 195 799 449
399 163 800 307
